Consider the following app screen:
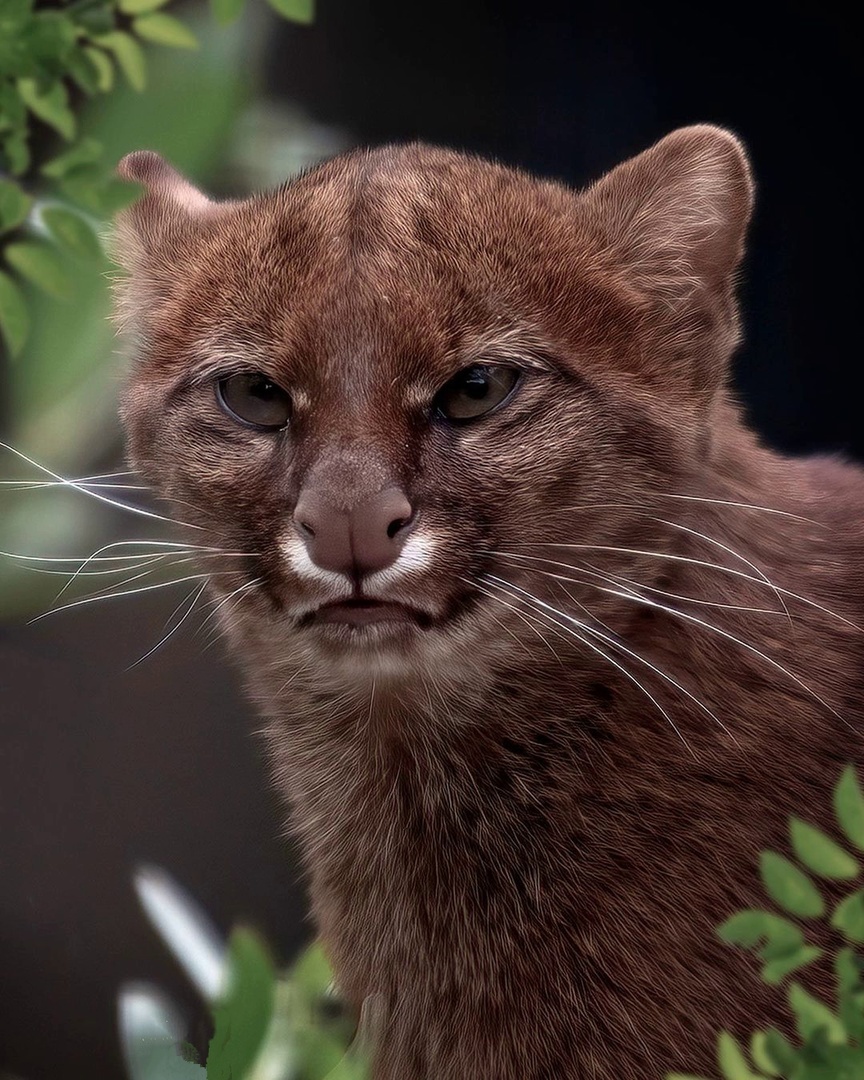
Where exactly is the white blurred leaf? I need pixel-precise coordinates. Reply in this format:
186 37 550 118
133 865 226 1002
117 984 205 1079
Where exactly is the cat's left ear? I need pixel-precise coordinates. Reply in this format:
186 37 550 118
582 125 754 397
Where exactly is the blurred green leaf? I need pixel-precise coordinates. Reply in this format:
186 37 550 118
265 0 315 25
760 852 824 919
210 0 246 26
790 817 860 879
836 767 864 852
0 178 33 233
0 8 77 79
66 0 115 36
787 982 847 1045
749 1032 781 1077
17 77 76 139
832 891 864 945
119 0 172 12
93 31 147 91
762 945 822 986
82 45 115 92
66 50 100 95
41 136 104 178
132 12 199 49
716 1031 767 1079
207 928 276 1080
1 130 30 175
0 270 29 357
4 239 74 299
42 206 102 261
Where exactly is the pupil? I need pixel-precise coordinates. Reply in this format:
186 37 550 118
250 378 275 399
464 372 489 399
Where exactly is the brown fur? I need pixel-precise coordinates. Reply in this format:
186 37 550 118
114 128 864 1078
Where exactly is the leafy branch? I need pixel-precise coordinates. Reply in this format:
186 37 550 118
669 766 864 1080
0 0 313 359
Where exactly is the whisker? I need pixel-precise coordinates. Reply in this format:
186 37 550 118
493 573 734 741
197 578 262 637
497 560 850 728
500 545 863 633
0 480 150 491
495 551 785 618
462 576 565 663
27 574 210 623
0 441 203 531
127 582 209 670
557 494 818 525
478 575 693 752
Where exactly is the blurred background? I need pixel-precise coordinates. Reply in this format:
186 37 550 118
0 2 859 1077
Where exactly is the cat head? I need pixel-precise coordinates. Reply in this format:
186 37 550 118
112 126 753 689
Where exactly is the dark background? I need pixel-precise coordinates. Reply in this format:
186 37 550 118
1 3 860 1078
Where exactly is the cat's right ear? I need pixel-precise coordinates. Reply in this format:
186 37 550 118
113 151 214 264
112 152 217 332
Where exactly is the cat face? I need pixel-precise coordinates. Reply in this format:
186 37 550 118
114 128 752 682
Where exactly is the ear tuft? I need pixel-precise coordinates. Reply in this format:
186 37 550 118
117 150 213 214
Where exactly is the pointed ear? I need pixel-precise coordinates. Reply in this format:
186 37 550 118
584 124 754 293
112 152 218 334
582 125 754 399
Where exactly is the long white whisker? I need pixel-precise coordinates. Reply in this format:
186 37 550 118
27 575 210 623
558 494 818 524
462 577 565 663
496 551 784 618
480 575 693 752
502 545 863 633
0 441 203 530
127 583 209 670
197 578 261 637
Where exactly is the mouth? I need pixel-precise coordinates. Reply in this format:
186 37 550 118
308 599 434 629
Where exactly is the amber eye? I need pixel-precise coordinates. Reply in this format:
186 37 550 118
216 373 292 431
434 364 521 422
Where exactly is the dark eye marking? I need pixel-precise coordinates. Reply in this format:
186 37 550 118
216 372 292 432
433 363 521 423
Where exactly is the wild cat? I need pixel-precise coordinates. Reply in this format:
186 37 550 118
105 126 863 1078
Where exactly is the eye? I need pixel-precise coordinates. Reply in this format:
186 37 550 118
434 364 521 422
216 372 292 431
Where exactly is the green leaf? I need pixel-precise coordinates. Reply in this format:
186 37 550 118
749 1033 780 1076
67 0 115 36
210 0 246 25
264 0 314 24
790 817 860 879
41 137 104 178
666 1075 711 1080
1 130 30 175
82 46 114 92
762 944 822 985
207 927 276 1080
42 207 102 261
16 78 76 140
717 1031 767 1080
835 767 864 852
119 0 171 12
761 1029 800 1074
132 12 199 48
4 239 74 300
0 269 30 357
66 49 100 95
788 982 847 1044
0 178 33 233
292 940 334 999
760 851 825 918
832 891 864 944
93 31 147 90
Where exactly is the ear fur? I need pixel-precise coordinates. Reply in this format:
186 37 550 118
583 125 754 398
112 151 217 333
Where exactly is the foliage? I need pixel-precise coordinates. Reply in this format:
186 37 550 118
668 766 864 1080
124 866 367 1080
0 0 313 359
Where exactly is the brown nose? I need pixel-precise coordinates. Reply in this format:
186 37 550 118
294 486 415 577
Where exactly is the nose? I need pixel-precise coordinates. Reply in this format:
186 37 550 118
294 486 415 577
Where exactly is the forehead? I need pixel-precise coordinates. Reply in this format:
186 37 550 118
164 146 613 392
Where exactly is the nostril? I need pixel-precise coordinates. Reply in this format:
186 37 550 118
386 516 410 540
298 520 316 538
